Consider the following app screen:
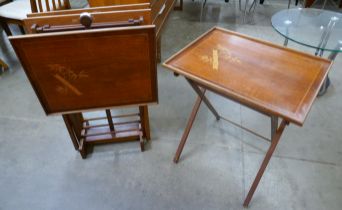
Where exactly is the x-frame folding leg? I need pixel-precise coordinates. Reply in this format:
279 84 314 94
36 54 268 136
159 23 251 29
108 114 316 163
173 79 220 163
173 79 290 206
186 78 220 121
243 119 289 207
173 87 206 163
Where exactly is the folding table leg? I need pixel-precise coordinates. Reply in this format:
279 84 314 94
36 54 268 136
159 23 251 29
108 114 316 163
173 89 206 163
62 114 80 151
139 106 151 140
186 79 220 121
243 119 288 207
271 116 278 140
62 113 87 159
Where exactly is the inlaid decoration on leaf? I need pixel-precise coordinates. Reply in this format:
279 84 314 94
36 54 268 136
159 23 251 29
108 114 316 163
199 44 241 71
47 64 88 96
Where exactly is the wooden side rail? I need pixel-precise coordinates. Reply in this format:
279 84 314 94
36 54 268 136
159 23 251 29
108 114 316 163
31 16 144 33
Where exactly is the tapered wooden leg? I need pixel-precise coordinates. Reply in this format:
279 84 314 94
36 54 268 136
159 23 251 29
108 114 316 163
271 116 278 140
62 113 87 159
173 89 206 163
78 138 87 159
187 79 220 120
243 120 288 207
139 132 145 152
139 106 151 140
62 114 80 151
156 36 161 63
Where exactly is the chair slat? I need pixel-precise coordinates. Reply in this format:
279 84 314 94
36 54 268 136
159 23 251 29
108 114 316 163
30 0 38 13
51 0 57 10
63 0 71 9
37 0 43 12
44 0 51 11
57 0 62 9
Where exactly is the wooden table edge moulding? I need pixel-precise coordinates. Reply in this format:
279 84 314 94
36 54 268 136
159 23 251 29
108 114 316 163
163 27 332 207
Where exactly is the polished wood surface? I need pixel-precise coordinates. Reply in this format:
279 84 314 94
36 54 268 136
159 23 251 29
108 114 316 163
84 0 175 61
24 9 152 33
26 3 150 17
10 26 157 115
12 0 175 156
164 27 332 125
88 0 150 7
86 0 175 38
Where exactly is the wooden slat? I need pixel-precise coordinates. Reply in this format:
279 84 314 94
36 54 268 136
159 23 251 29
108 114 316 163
24 9 152 34
30 0 38 13
63 0 71 9
52 0 57 10
38 0 43 12
45 0 51 11
57 0 62 9
86 135 140 144
88 0 150 7
84 113 139 121
27 4 150 17
84 120 141 129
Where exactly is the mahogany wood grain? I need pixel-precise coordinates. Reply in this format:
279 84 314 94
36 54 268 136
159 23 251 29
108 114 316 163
151 0 166 23
10 26 157 115
86 0 175 38
27 3 150 17
88 0 150 7
24 9 152 33
163 27 332 126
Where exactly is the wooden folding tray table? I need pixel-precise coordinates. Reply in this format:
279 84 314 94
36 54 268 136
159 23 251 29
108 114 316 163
11 15 158 158
163 27 332 207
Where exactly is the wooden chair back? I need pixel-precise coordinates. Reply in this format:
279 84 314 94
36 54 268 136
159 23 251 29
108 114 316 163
30 0 71 13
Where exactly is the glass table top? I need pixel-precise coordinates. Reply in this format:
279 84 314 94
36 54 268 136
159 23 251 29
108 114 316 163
271 8 342 52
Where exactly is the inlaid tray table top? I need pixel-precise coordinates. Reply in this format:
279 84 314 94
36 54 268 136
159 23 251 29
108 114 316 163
163 27 332 207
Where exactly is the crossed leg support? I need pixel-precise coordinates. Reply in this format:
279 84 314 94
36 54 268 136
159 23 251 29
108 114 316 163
173 79 289 207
